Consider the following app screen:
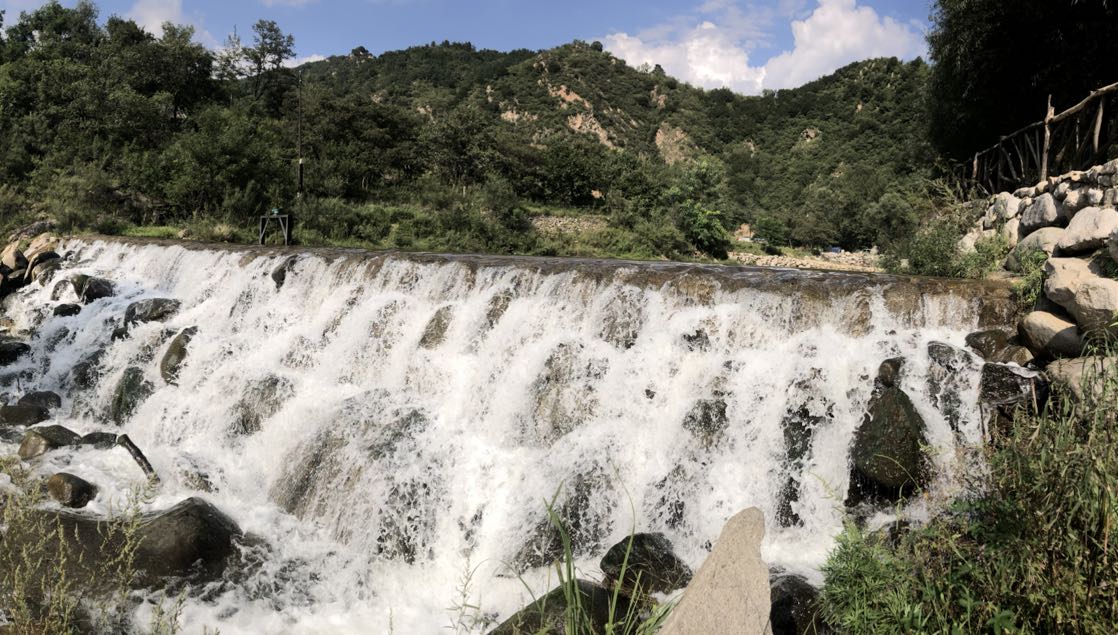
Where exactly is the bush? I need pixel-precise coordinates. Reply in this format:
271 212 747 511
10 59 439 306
1013 248 1049 310
957 233 1010 279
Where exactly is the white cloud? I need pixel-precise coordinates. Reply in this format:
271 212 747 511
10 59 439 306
602 0 925 94
285 53 326 68
126 0 185 38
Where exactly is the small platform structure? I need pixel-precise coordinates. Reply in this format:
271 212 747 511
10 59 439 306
259 209 292 246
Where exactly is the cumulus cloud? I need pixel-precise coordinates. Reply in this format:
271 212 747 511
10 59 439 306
602 0 925 94
285 53 327 68
126 0 185 38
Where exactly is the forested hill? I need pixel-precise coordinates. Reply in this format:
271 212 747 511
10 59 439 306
0 2 934 260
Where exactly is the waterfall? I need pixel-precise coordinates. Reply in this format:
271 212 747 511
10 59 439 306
0 239 1013 634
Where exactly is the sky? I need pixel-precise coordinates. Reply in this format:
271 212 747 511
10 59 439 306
0 0 932 94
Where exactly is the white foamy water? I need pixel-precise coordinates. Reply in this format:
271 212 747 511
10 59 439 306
0 239 1007 634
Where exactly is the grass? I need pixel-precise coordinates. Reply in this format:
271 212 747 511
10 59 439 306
821 341 1118 634
1012 247 1050 311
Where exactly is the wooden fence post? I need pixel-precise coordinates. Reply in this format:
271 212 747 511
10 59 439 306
1040 94 1054 181
1093 98 1105 155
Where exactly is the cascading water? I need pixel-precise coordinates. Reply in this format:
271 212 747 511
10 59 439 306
0 238 1014 634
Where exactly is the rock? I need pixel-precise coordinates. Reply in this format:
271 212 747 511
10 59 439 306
1020 311 1083 359
599 532 692 596
0 243 27 272
18 425 81 459
1056 207 1118 254
682 397 729 448
53 303 82 317
23 232 59 259
992 192 1021 220
957 227 995 253
876 357 904 388
965 330 1010 361
160 327 197 384
979 363 1046 409
926 341 978 432
24 250 60 283
848 387 928 505
1043 257 1093 307
125 298 181 326
75 276 115 303
27 497 242 590
1001 217 1020 248
1006 227 1062 271
47 473 98 508
1020 193 1062 235
110 366 154 425
1111 225 1118 264
232 374 293 435
271 256 298 289
490 580 635 635
510 469 611 573
1086 188 1104 206
70 349 105 390
18 390 61 410
1062 274 1118 335
80 431 119 449
657 508 771 635
1046 356 1118 404
32 259 61 285
0 340 31 366
770 573 830 635
418 305 453 349
0 404 50 427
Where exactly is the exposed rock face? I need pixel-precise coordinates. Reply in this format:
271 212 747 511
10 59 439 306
160 326 197 384
965 330 1011 361
0 404 50 427
599 532 692 595
18 425 81 459
848 386 928 505
1020 310 1083 359
490 580 634 635
125 298 182 325
1057 207 1118 253
1020 193 1062 235
1006 227 1064 271
47 472 99 508
658 508 771 635
1110 226 1118 263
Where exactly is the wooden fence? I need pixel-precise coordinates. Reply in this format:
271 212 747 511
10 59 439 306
963 81 1118 194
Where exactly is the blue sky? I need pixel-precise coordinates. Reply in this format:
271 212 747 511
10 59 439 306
0 0 932 93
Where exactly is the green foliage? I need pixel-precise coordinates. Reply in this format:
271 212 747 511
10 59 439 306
1013 248 1050 310
823 359 1118 634
958 233 1011 279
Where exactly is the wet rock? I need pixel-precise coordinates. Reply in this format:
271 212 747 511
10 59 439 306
18 390 61 410
511 469 612 573
80 431 119 449
0 403 50 427
47 473 98 508
0 339 31 366
24 250 60 283
876 357 904 388
597 287 645 350
232 374 293 435
1006 227 1063 271
531 343 606 443
848 387 928 505
418 305 453 349
1057 207 1118 254
770 573 830 635
965 330 1010 361
682 396 729 448
682 328 711 352
18 425 81 459
1020 310 1083 359
32 259 61 285
75 276 115 303
70 349 105 390
599 532 692 595
483 288 514 331
271 255 298 289
777 390 831 527
490 579 634 635
658 508 770 635
979 363 1047 409
160 326 197 384
125 298 181 326
926 341 978 432
110 366 154 425
52 303 82 317
27 497 242 590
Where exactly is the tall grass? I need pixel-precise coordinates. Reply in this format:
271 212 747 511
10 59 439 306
821 343 1118 634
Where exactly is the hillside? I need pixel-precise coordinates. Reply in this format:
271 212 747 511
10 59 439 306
0 4 936 260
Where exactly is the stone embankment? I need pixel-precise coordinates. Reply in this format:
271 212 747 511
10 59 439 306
731 249 880 273
958 158 1118 391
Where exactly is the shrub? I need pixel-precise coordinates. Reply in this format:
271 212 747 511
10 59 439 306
1013 248 1050 310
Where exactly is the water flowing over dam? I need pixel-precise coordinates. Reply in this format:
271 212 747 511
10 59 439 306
0 238 1015 633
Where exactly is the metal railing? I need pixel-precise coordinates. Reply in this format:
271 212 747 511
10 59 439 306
963 81 1118 194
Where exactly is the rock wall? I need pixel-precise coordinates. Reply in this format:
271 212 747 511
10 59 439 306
959 158 1118 391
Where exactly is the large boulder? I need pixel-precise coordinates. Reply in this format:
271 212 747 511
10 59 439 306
0 403 50 427
992 192 1022 220
1020 311 1083 359
979 363 1047 409
26 497 242 590
1044 257 1093 307
0 339 31 366
1056 207 1118 254
1110 226 1118 263
18 390 62 411
1044 258 1118 335
848 387 928 505
1045 356 1118 405
24 250 60 283
47 472 99 508
110 366 154 425
926 341 978 433
599 532 692 596
125 298 181 326
74 275 115 303
770 573 831 635
52 303 82 317
0 243 27 273
657 508 771 635
18 425 81 459
490 579 635 635
1001 217 1021 248
160 326 197 384
1006 227 1063 271
1020 193 1062 235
